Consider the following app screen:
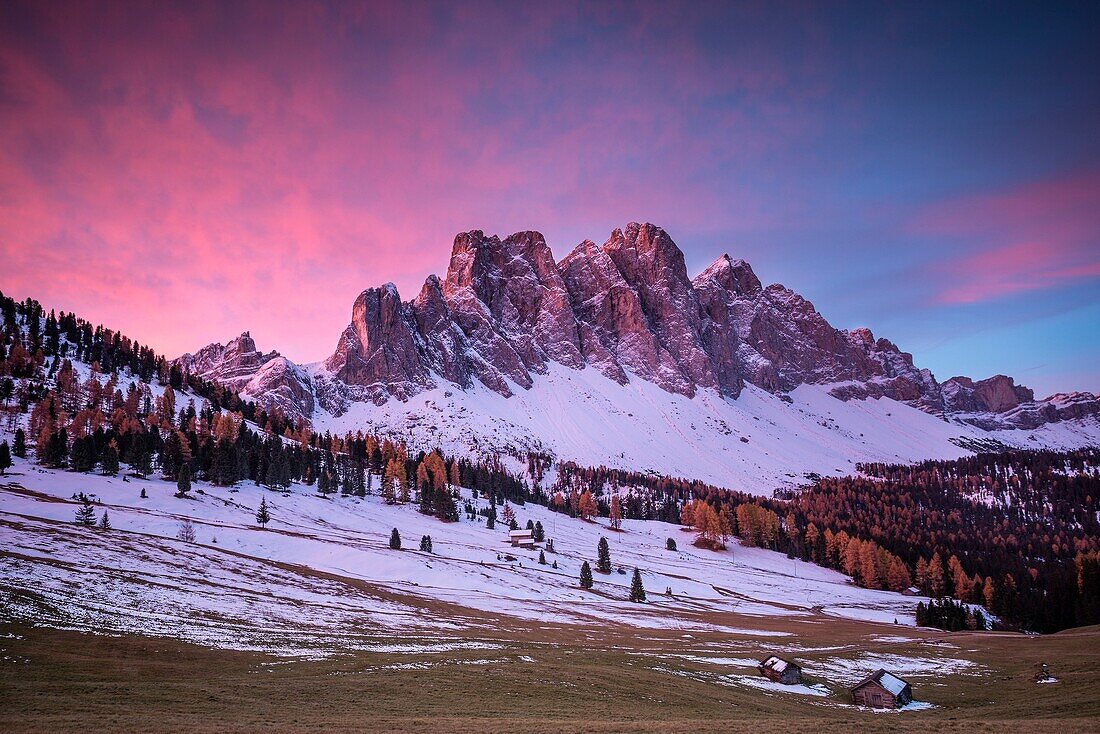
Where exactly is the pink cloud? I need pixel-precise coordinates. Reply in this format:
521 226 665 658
0 3 822 363
910 172 1100 304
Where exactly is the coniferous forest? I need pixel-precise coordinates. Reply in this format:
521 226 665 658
1 289 1097 633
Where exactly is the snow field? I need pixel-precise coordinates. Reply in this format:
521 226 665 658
2 454 934 656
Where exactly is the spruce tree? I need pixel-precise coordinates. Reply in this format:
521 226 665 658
69 437 94 472
176 463 191 497
98 510 112 530
666 537 677 551
419 483 434 514
101 440 120 476
433 487 458 522
12 428 26 458
74 500 96 527
533 520 545 542
596 536 611 573
539 550 547 565
256 496 270 528
420 535 432 553
579 561 594 589
389 527 401 550
629 567 646 602
0 441 10 474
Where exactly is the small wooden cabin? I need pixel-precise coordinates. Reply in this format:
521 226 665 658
758 655 802 685
850 669 913 708
508 529 535 548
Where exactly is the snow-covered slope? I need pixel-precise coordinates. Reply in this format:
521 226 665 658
1 456 932 656
307 362 1100 491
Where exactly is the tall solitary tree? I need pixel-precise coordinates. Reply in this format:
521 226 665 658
176 463 191 497
0 441 11 474
596 536 612 573
389 527 402 550
98 510 112 530
256 496 270 528
629 567 646 602
579 561 594 589
12 428 27 458
74 499 96 527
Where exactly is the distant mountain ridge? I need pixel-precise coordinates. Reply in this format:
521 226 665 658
176 222 1098 434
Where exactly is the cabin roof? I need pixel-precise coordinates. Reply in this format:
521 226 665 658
508 529 532 537
850 668 911 696
760 655 796 673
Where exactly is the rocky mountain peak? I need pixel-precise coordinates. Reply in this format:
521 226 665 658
179 222 1095 435
173 332 312 423
323 284 432 403
697 254 763 298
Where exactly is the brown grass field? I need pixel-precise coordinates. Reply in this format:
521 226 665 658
2 613 1098 734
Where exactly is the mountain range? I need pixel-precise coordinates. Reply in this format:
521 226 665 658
176 223 1100 488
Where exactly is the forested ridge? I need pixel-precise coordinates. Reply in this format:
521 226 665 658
547 450 1100 632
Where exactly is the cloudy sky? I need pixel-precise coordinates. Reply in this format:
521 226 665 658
1 1 1097 396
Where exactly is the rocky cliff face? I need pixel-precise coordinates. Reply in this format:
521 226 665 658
179 223 1097 433
175 332 313 423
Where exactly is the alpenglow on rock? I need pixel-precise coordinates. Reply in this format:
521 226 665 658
175 332 314 423
180 223 1099 432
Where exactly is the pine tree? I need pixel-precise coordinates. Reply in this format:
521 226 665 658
256 496 270 528
98 510 111 530
0 441 10 474
596 536 611 573
389 527 401 550
74 499 96 526
579 560 594 589
176 463 191 497
100 439 120 476
666 537 677 551
533 520 545 542
486 506 496 530
539 550 547 565
12 428 26 458
420 535 433 553
69 437 95 472
629 567 646 602
176 519 196 543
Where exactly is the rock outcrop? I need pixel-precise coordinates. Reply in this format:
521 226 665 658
175 332 313 423
179 222 1097 434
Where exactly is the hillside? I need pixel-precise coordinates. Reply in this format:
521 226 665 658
4 459 1100 731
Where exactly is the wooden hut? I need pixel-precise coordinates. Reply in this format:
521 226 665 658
508 529 535 548
758 655 802 685
849 669 913 708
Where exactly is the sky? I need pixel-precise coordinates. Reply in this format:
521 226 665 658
1 1 1098 397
